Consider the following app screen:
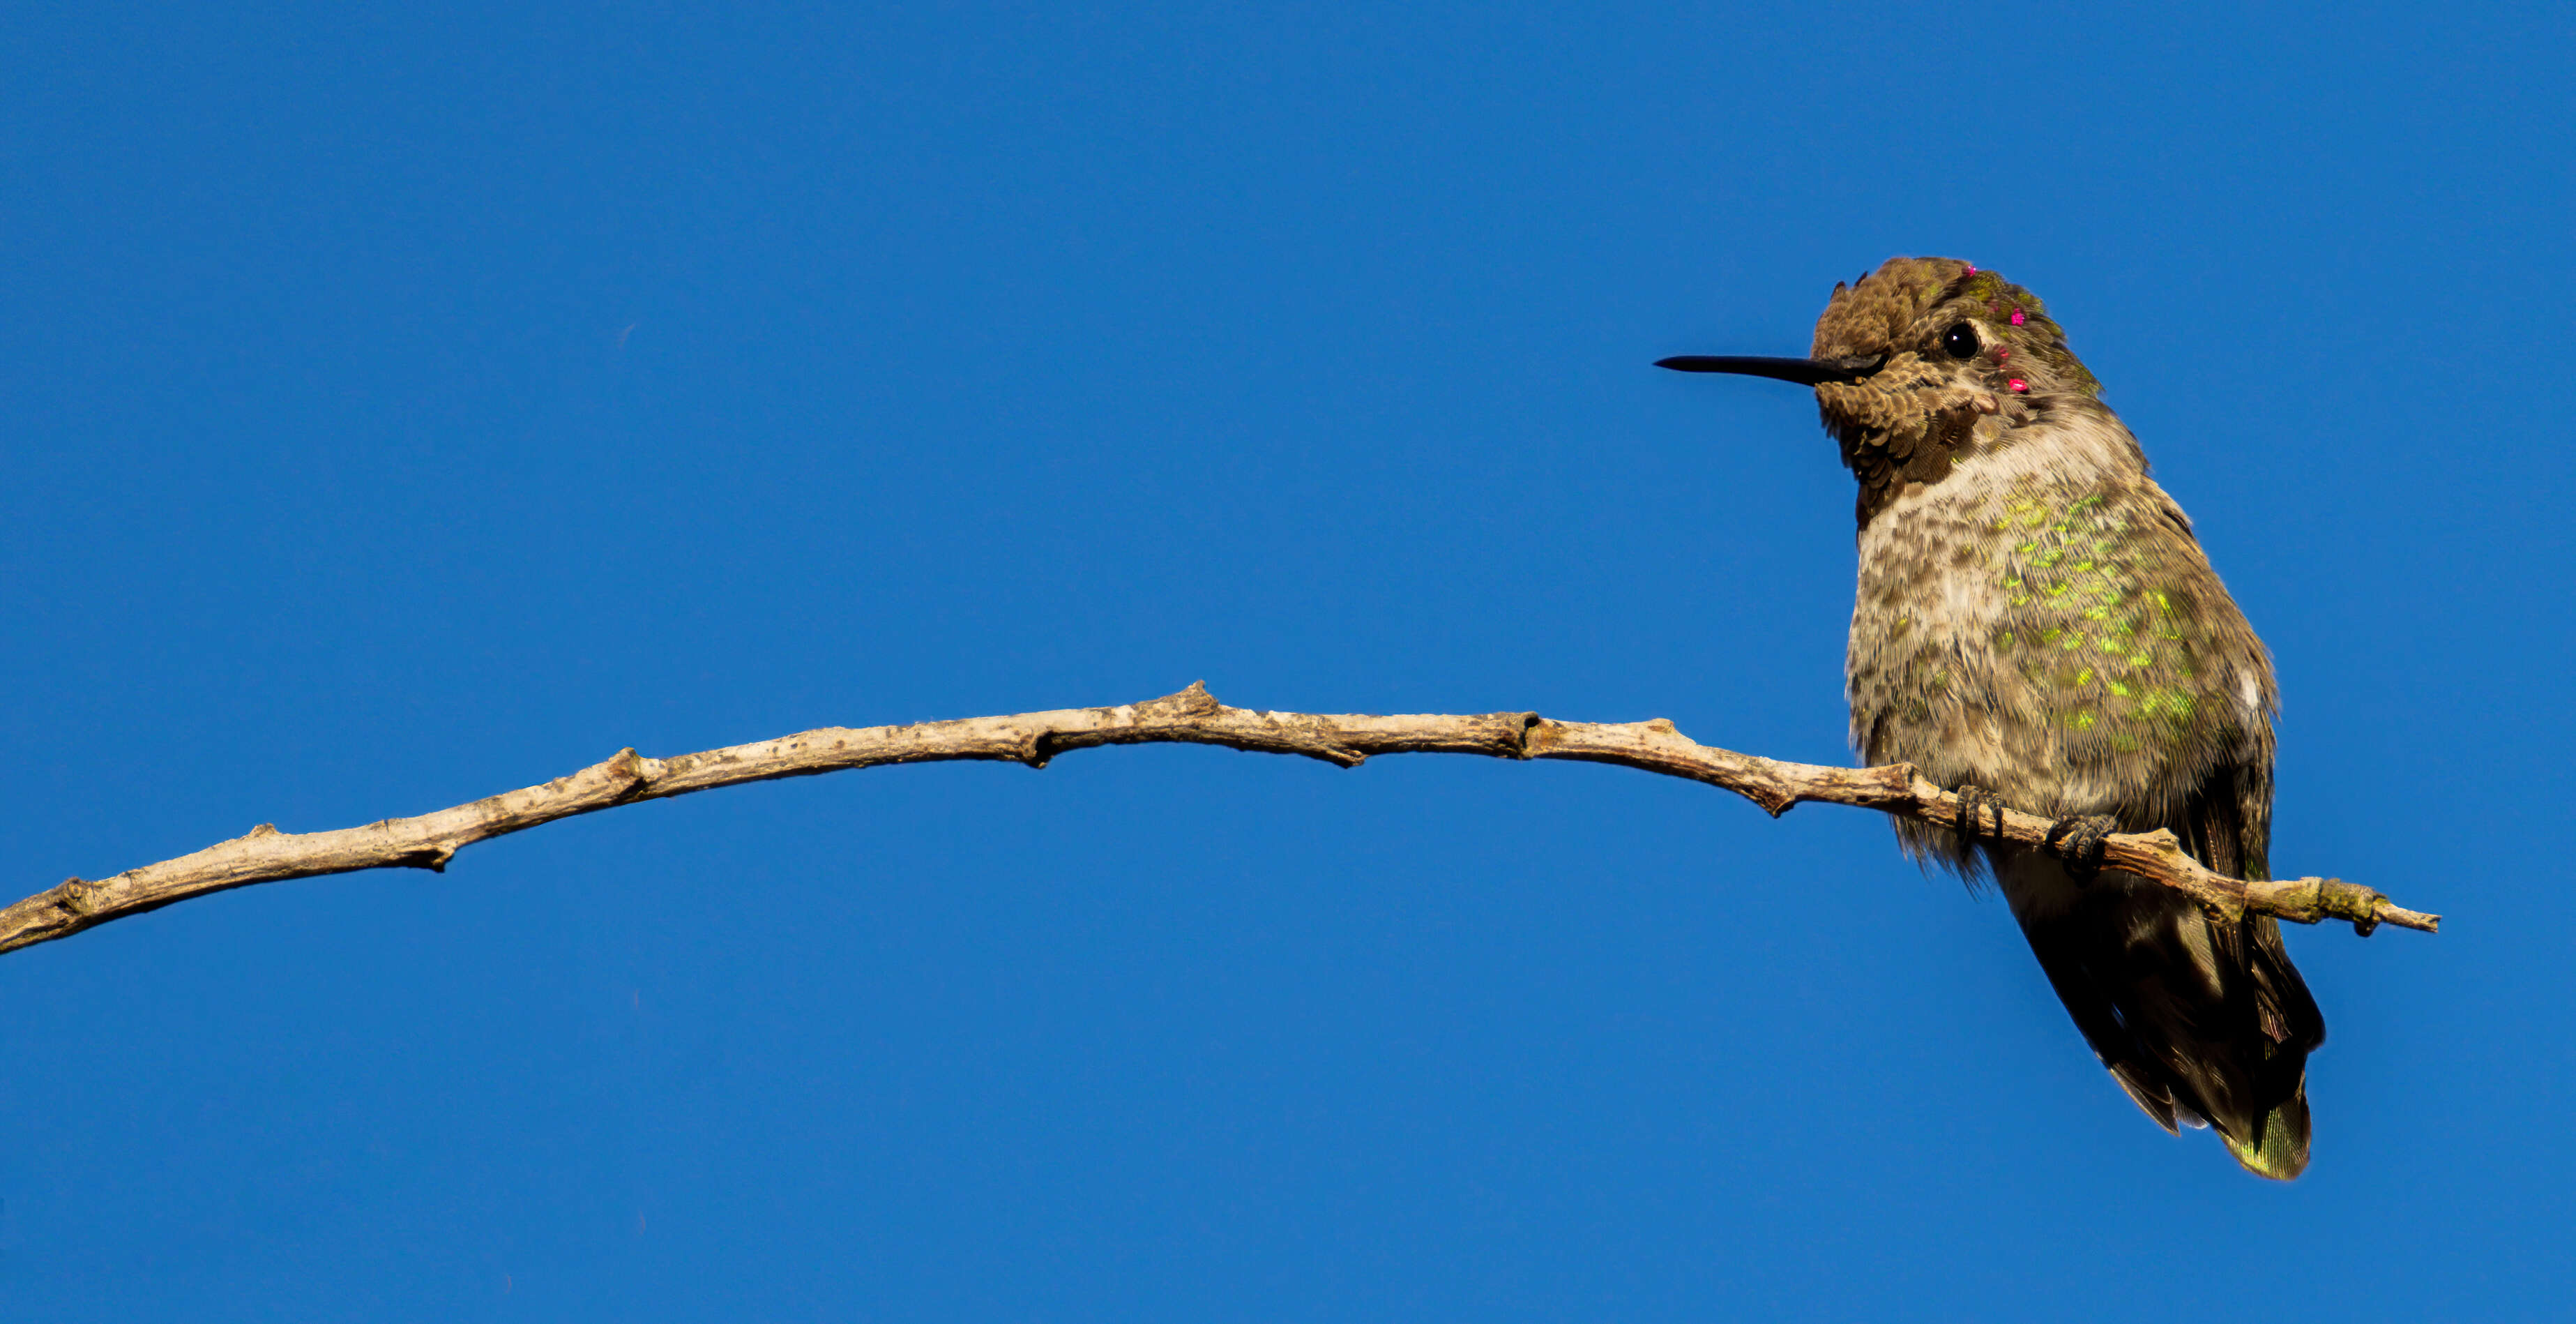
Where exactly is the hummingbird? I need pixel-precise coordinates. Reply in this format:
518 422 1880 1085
1660 257 2324 1178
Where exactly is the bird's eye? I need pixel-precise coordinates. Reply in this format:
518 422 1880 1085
1941 322 1980 359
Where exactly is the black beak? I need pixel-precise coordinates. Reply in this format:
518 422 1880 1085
1654 354 1885 385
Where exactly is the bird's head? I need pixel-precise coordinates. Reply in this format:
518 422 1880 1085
1661 256 2106 525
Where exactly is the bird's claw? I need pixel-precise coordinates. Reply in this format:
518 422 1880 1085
2044 814 2120 883
1953 784 2009 845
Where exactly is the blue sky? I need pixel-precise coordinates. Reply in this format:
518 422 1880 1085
3 2 2568 1318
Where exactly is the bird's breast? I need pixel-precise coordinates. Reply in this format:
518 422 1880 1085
1843 425 2268 819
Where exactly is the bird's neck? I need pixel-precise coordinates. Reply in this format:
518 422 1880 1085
1849 398 2146 538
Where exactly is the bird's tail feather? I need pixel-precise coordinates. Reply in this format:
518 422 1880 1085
1996 852 2324 1179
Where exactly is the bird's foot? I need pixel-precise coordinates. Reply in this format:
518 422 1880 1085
2043 814 2120 883
1953 784 2009 846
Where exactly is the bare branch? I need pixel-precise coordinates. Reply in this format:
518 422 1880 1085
1 682 2435 958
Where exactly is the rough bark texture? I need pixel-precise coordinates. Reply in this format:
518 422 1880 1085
0 683 2434 958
